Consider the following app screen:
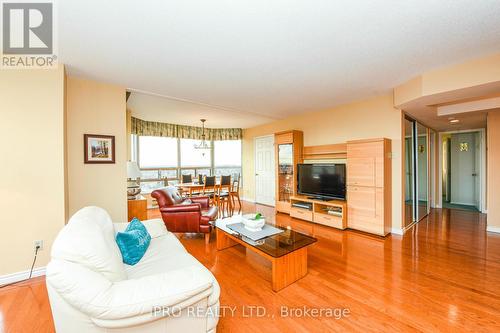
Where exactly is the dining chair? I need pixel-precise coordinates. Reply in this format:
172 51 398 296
230 174 242 214
216 175 232 217
202 175 218 206
198 174 205 185
181 174 193 184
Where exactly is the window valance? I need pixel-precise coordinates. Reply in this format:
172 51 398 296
131 117 242 140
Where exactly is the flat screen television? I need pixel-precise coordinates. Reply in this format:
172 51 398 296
297 163 346 200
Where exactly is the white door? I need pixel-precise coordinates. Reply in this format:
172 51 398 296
450 132 476 206
255 135 275 206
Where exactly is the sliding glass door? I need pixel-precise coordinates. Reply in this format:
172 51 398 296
404 116 430 226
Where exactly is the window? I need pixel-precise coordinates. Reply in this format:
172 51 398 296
214 140 242 180
180 139 211 167
160 169 177 179
138 136 177 168
140 170 160 179
181 169 196 176
214 167 241 178
214 140 241 167
140 181 165 193
130 134 138 162
131 135 242 193
196 168 211 176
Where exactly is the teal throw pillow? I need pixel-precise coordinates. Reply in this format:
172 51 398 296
116 218 151 265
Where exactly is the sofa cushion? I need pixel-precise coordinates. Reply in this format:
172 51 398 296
116 218 151 265
125 233 189 278
51 206 127 282
125 233 220 307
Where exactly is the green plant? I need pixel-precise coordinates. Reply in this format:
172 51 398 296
255 213 262 220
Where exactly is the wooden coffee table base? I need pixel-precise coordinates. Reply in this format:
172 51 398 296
216 228 309 292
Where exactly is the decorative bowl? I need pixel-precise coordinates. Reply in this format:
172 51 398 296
242 214 265 232
127 185 141 200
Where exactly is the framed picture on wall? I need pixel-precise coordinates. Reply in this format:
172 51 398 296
84 134 115 164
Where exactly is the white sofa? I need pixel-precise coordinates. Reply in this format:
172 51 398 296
46 206 220 333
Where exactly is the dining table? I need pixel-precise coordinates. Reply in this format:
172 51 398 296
176 181 220 197
176 181 233 217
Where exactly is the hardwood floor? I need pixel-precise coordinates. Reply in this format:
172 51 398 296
0 276 53 333
1 203 499 332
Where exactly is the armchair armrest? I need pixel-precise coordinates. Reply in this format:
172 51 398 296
47 259 215 328
160 203 201 213
190 196 210 209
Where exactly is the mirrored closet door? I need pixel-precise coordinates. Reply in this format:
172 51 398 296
404 116 430 226
404 118 415 227
416 122 429 221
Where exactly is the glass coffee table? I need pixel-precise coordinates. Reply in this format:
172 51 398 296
212 216 317 292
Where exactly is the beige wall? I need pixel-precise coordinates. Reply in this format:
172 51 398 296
126 109 132 160
66 77 127 221
423 53 500 96
0 67 66 275
487 111 500 230
395 53 500 108
242 94 403 230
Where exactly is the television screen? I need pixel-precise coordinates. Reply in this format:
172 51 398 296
297 164 346 200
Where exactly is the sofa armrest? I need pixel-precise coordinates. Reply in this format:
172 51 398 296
160 203 201 213
190 196 210 209
47 259 215 328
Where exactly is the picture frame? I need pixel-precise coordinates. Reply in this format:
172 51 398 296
84 134 115 164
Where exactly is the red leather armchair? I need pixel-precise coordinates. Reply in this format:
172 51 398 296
151 186 218 244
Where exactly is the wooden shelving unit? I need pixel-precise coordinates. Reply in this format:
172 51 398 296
290 195 347 230
346 138 392 236
273 132 392 236
275 130 303 214
302 143 347 160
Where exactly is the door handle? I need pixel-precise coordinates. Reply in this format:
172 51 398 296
255 173 259 176
472 173 477 176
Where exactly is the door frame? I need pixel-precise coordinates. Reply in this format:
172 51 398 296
254 134 275 205
437 128 486 213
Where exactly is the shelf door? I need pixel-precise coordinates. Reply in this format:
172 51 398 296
347 157 376 187
276 143 294 212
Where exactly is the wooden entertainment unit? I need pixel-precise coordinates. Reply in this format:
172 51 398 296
290 195 347 230
274 130 392 236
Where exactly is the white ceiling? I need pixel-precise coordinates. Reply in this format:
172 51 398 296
59 1 500 125
127 92 277 128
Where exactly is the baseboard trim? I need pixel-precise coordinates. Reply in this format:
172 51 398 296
0 267 46 286
241 197 255 203
391 228 404 235
449 201 476 206
486 226 500 234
